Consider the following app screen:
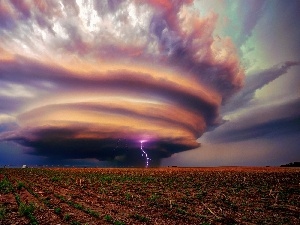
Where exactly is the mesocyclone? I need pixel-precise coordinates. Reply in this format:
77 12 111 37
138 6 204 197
0 0 244 166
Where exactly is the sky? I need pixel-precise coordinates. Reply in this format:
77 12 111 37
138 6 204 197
0 0 299 167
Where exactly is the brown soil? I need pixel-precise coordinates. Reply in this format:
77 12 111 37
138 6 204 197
0 167 299 224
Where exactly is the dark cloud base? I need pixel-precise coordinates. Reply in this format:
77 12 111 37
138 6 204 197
8 128 199 167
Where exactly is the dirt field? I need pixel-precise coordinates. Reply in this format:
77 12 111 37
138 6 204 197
0 167 299 225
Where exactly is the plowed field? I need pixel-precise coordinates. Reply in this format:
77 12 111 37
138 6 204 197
0 167 299 224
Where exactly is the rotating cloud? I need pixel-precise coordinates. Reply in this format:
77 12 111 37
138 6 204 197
0 0 244 166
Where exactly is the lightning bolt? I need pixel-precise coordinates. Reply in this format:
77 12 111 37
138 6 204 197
140 140 150 168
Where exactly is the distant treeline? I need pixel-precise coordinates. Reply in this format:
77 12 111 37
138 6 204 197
280 162 300 167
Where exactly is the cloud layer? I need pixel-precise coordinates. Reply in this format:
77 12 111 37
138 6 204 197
222 61 300 113
0 0 244 166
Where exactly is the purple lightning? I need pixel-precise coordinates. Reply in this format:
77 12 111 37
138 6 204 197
140 140 150 168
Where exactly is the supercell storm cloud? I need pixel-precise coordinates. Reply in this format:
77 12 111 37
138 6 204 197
0 0 244 166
